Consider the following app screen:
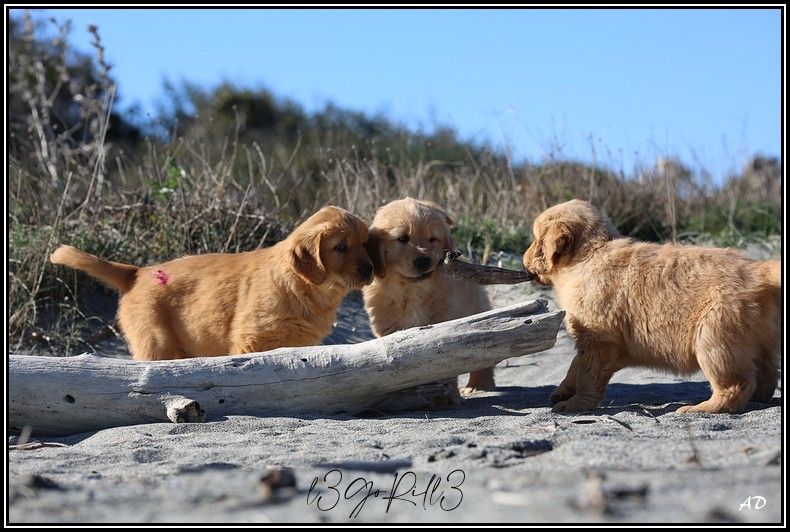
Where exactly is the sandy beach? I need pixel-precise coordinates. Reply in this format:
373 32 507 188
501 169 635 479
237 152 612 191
8 279 782 524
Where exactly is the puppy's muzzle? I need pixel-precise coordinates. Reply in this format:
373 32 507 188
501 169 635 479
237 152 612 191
413 255 431 272
357 261 374 282
521 263 536 280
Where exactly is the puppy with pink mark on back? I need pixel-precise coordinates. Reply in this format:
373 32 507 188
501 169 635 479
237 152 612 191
362 197 495 395
50 206 374 360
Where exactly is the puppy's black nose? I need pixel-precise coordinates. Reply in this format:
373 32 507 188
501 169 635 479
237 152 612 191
358 262 373 278
413 256 431 272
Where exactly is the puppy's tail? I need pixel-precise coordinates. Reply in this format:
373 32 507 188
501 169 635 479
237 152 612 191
50 245 138 293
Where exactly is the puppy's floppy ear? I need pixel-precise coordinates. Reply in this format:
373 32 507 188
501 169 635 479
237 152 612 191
418 200 454 227
290 228 327 285
543 222 575 271
366 228 387 278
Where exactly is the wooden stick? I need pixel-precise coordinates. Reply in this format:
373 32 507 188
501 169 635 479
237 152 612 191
437 250 534 285
9 300 563 436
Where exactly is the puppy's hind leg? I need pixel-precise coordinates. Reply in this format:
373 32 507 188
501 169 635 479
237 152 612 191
676 365 756 414
677 326 757 413
751 281 781 404
751 350 779 403
231 331 298 354
127 330 187 361
119 305 187 361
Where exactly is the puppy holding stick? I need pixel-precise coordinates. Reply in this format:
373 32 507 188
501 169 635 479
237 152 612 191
522 199 780 414
363 197 495 394
50 206 373 360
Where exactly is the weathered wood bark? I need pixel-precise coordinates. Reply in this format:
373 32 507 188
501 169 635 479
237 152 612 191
9 300 563 436
437 250 534 284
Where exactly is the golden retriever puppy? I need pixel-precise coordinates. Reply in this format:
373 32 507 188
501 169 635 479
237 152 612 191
363 197 495 394
50 206 373 360
522 199 781 414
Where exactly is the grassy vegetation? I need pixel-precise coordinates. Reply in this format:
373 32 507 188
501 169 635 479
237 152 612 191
8 14 781 355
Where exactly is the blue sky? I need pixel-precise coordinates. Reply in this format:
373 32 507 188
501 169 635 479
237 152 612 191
19 8 782 180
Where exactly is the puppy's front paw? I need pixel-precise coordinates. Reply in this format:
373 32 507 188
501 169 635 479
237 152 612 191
460 378 495 396
460 383 495 396
549 387 575 404
676 402 735 414
551 397 596 413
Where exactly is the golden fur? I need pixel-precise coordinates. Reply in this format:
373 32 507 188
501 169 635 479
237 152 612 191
362 197 495 393
50 206 373 360
522 199 781 413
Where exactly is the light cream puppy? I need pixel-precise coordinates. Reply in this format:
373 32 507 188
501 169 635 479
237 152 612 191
363 197 495 394
522 199 781 413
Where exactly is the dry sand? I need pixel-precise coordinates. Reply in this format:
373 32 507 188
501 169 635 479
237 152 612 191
8 282 782 524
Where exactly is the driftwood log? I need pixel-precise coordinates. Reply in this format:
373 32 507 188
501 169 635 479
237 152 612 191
437 251 534 284
9 299 563 437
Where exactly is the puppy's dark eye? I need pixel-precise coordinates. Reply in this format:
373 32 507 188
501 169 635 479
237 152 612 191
398 235 410 244
429 237 437 244
334 243 348 253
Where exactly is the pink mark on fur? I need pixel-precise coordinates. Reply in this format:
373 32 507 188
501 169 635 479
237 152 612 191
153 269 171 286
